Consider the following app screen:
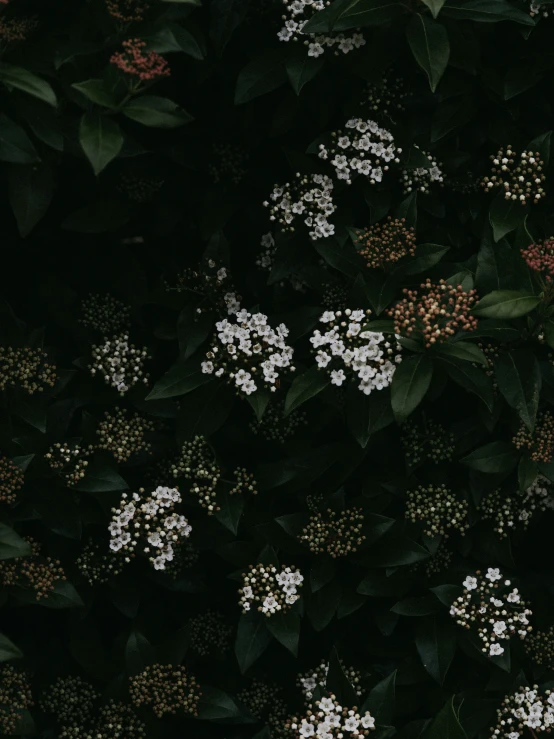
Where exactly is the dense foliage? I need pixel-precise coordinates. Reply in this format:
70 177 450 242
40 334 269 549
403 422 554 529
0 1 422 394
2 1 554 739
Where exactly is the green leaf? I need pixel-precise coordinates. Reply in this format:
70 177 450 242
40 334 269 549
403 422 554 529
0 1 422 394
74 460 128 493
425 696 467 739
391 355 433 421
246 388 271 422
235 611 272 674
393 243 449 277
123 96 194 128
125 631 155 675
473 290 540 319
346 385 394 447
234 51 287 104
8 163 54 237
415 616 456 684
210 0 250 54
214 490 244 534
177 307 213 359
266 610 300 656
440 356 494 410
467 320 521 342
302 0 404 33
434 342 488 366
177 381 235 439
420 0 445 17
0 114 39 164
286 50 325 95
71 79 118 108
79 111 123 176
197 686 243 720
0 63 57 107
284 365 330 415
307 578 341 631
390 595 440 616
147 22 205 59
406 15 450 92
362 671 396 726
461 441 519 473
489 192 526 242
326 647 360 705
310 559 338 593
0 633 22 662
0 523 32 560
494 351 541 430
518 456 537 492
36 580 84 609
146 360 211 400
441 0 534 25
364 537 430 567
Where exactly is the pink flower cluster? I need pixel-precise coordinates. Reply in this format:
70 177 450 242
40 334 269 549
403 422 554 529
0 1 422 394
110 38 170 82
521 238 554 282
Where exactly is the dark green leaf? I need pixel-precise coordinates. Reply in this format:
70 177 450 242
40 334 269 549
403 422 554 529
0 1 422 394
406 15 450 92
146 359 211 400
415 616 456 684
303 0 404 33
71 79 118 108
8 163 54 237
461 441 519 473
494 351 541 430
424 696 467 739
347 385 394 447
266 610 300 656
362 671 396 726
123 96 193 128
393 243 449 277
0 115 39 164
0 632 22 662
79 111 123 176
210 0 250 54
441 0 534 25
473 290 540 319
235 51 287 105
286 50 325 95
125 631 155 675
0 63 57 107
434 342 488 366
489 193 526 242
284 365 330 415
439 356 494 410
391 354 433 421
235 611 272 674
197 686 243 720
74 460 128 493
0 523 32 560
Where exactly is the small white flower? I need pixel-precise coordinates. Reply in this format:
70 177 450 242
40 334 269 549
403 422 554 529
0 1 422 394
489 643 504 656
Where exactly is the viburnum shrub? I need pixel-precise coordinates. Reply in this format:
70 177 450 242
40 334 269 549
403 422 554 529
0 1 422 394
3 0 554 738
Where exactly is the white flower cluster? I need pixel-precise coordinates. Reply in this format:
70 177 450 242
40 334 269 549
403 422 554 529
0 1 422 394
288 695 375 738
318 118 401 185
256 232 277 271
449 569 532 657
492 686 554 739
298 661 362 702
401 148 444 194
108 487 192 571
528 1 550 18
264 173 336 240
201 310 295 395
277 0 365 58
310 309 402 395
480 475 554 537
90 334 150 395
239 563 304 616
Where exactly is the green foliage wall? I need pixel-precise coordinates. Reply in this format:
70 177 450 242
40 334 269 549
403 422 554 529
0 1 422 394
2 0 554 738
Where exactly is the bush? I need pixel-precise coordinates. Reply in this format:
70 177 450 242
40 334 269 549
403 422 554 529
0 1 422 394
1 1 554 739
